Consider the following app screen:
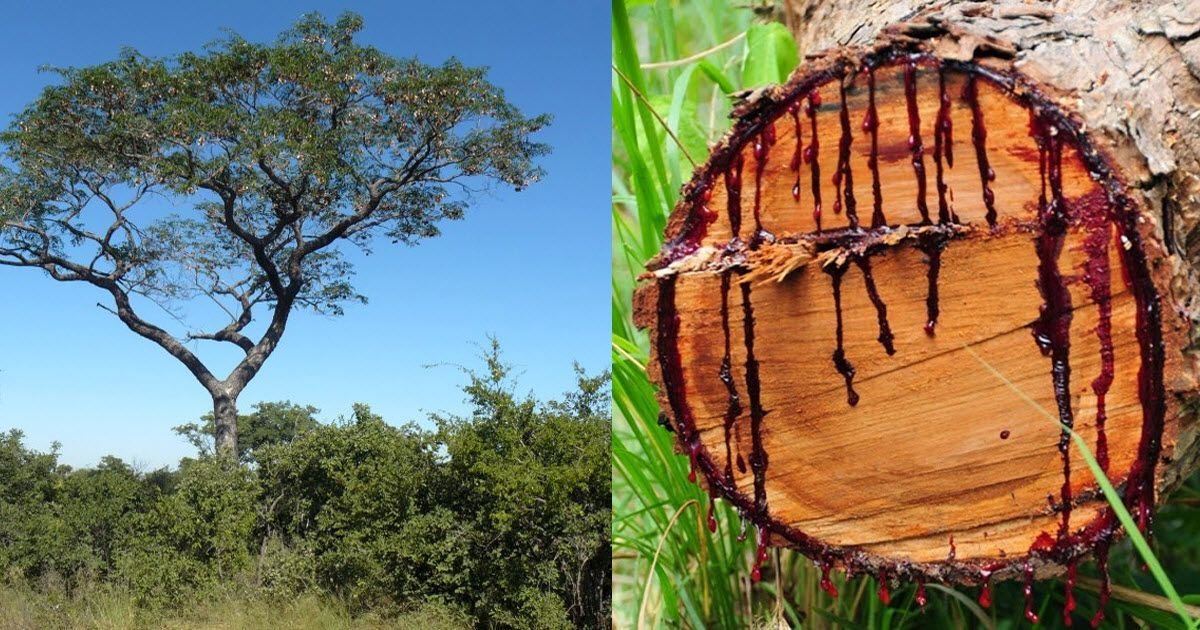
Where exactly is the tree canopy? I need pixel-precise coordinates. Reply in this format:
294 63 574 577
0 12 550 453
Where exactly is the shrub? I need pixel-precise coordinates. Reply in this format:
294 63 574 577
0 346 611 627
115 457 257 606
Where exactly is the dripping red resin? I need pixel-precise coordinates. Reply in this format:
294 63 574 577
1030 112 1077 541
649 53 1169 622
833 75 859 229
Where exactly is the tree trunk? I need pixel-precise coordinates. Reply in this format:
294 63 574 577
634 0 1200 603
213 392 239 457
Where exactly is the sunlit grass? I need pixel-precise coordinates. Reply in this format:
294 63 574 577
0 584 466 629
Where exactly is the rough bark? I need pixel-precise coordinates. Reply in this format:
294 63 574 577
634 0 1200 597
213 393 239 456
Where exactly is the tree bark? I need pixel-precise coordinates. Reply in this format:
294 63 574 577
213 392 239 457
634 0 1200 597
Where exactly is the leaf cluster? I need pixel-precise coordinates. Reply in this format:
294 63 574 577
0 11 549 331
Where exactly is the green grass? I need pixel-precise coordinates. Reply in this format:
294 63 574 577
0 583 469 629
610 1 1200 627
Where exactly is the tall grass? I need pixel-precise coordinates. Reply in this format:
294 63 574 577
610 1 1200 627
0 583 467 629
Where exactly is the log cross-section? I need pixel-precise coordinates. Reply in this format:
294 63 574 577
634 36 1200 606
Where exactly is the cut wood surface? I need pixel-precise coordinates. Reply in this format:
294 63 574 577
635 0 1200 589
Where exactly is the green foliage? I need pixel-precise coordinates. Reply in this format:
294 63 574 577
174 401 321 462
0 12 551 318
611 1 1200 628
0 346 609 628
58 457 157 578
113 457 257 607
256 404 442 609
0 430 68 582
741 22 799 87
0 12 554 461
430 340 612 628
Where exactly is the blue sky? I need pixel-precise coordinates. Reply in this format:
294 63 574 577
0 2 608 469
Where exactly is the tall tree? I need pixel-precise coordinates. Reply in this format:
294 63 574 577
0 12 549 455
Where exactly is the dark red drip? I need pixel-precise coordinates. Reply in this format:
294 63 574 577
938 67 954 168
751 526 770 582
877 571 891 605
916 232 947 335
964 73 997 226
904 60 931 224
1064 558 1077 626
1113 131 1167 548
752 124 776 245
1091 538 1111 628
1081 202 1114 475
833 77 858 229
915 580 928 608
789 103 803 201
662 187 717 259
1031 120 1075 539
933 65 955 223
863 66 885 228
826 265 859 406
707 496 718 533
655 53 1169 594
948 535 956 561
819 560 838 597
805 92 823 230
1023 562 1039 623
719 272 744 484
856 257 896 354
725 154 745 240
741 283 769 522
978 574 992 609
687 440 700 484
655 276 702 483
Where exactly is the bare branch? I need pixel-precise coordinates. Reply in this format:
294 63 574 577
187 329 255 353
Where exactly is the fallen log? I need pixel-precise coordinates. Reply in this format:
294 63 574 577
633 0 1200 619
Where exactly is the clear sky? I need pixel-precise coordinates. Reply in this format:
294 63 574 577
0 2 608 469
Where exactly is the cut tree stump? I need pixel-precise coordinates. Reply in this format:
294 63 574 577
633 0 1200 614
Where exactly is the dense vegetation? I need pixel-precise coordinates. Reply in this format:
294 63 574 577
0 344 610 629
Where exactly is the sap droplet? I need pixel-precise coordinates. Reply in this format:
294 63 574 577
819 561 838 597
1023 562 1039 623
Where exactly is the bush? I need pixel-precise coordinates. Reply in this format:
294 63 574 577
114 457 257 606
257 535 318 601
0 346 611 627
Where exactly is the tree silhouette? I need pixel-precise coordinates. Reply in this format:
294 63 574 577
0 12 549 454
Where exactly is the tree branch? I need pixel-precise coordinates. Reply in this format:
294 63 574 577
187 329 255 353
99 284 223 395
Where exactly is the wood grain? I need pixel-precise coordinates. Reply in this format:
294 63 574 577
637 53 1195 576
